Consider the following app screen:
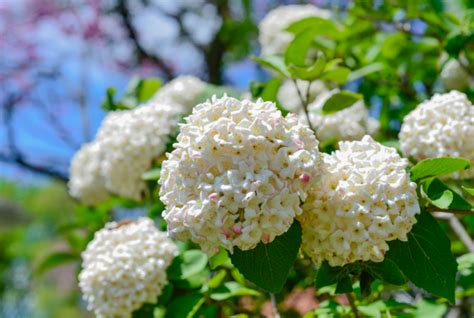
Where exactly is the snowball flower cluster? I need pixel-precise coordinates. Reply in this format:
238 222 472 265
440 59 471 91
259 4 331 56
152 75 206 112
79 218 177 318
399 90 474 179
306 90 379 144
298 136 420 266
159 96 320 255
97 102 181 200
68 142 110 205
277 79 326 112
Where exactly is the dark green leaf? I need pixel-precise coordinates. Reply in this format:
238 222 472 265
410 157 470 181
165 293 204 318
253 55 290 77
316 261 353 288
335 275 353 293
359 271 374 297
386 212 457 302
364 259 406 285
321 91 362 114
229 220 302 292
422 178 472 211
424 189 453 209
36 252 77 274
462 186 474 196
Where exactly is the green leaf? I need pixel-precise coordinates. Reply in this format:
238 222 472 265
210 282 260 300
286 16 338 36
410 157 470 181
408 300 447 318
421 178 472 211
335 275 353 293
288 54 326 81
424 189 453 209
320 67 351 84
285 28 316 67
142 168 161 181
321 91 362 114
165 293 204 318
168 250 208 280
457 253 474 289
348 63 385 81
137 78 162 102
253 55 290 77
364 259 406 285
386 212 457 302
209 248 230 270
229 220 302 293
36 252 77 274
462 186 474 196
316 261 354 288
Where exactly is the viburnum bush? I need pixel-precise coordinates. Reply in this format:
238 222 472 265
40 2 474 317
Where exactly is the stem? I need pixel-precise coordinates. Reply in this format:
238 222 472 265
433 212 474 253
292 79 316 133
346 293 360 318
269 293 281 318
426 207 474 216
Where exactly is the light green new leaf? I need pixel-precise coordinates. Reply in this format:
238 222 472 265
421 178 472 211
320 67 351 84
230 220 302 293
288 54 326 81
410 157 470 181
252 55 290 77
210 282 260 300
462 186 474 196
321 91 362 114
286 16 338 36
386 212 457 302
142 168 161 181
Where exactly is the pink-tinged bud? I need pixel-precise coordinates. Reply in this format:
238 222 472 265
221 226 233 238
208 193 219 200
294 138 305 148
262 233 271 243
232 224 242 235
300 173 310 183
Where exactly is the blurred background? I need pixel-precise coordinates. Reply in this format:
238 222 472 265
1 0 473 317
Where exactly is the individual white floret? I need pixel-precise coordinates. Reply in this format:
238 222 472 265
79 218 177 318
298 136 420 266
152 75 206 113
68 142 109 205
440 59 471 91
277 79 326 112
159 95 320 255
305 90 379 144
97 101 181 200
399 90 474 179
259 4 331 56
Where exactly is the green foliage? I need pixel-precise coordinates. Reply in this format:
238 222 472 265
410 157 471 181
102 77 162 111
386 212 457 302
321 91 362 114
229 221 302 293
35 252 78 275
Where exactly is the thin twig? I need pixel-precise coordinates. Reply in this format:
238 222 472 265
269 293 281 318
292 79 316 133
433 212 474 253
426 207 474 216
346 293 360 318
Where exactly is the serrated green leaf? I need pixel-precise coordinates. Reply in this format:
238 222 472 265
320 67 351 84
386 212 457 302
36 252 77 274
142 168 161 181
253 55 290 77
229 220 302 293
410 157 470 181
321 91 362 114
210 282 260 300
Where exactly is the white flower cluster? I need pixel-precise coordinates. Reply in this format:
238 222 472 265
69 142 110 205
306 90 379 144
440 59 471 91
298 136 420 267
399 90 474 179
277 79 326 112
97 102 181 200
159 96 320 255
259 4 331 56
79 218 177 318
152 75 206 113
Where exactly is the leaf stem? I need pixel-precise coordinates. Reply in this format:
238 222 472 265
292 79 316 133
346 292 360 318
269 293 281 318
426 207 474 216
